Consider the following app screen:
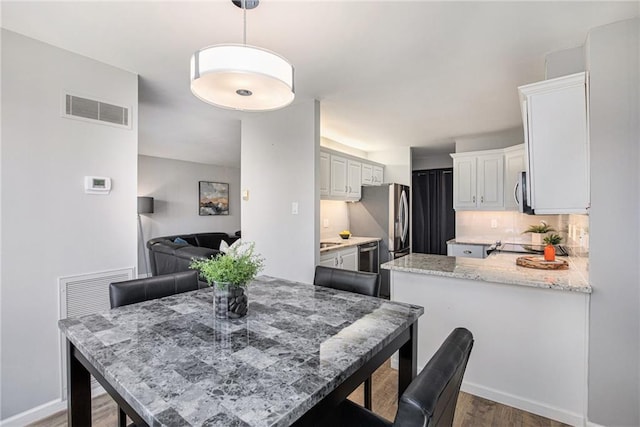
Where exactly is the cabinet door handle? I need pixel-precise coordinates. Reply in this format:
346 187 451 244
472 196 476 203
339 255 343 265
334 258 339 267
345 186 348 192
463 250 472 254
481 196 484 203
514 182 520 205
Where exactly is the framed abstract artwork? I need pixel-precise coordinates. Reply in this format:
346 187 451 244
199 181 229 216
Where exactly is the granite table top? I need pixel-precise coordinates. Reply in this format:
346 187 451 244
381 252 591 294
58 276 423 427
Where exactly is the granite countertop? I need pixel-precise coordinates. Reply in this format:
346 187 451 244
59 276 423 427
320 236 381 253
382 252 591 294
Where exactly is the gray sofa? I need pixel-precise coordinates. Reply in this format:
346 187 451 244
146 232 240 279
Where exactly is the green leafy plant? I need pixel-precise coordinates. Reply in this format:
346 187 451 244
543 234 563 245
190 240 264 289
523 221 556 234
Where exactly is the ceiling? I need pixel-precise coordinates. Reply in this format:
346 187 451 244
2 1 638 167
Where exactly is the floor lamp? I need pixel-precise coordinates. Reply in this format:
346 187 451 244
137 196 154 277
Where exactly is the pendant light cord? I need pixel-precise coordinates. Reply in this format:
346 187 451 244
242 0 247 45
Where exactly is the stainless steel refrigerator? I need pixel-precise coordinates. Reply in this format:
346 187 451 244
348 183 410 299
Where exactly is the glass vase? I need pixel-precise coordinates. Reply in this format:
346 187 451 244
213 282 248 319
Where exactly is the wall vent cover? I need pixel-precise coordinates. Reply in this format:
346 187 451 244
63 92 131 129
58 267 135 396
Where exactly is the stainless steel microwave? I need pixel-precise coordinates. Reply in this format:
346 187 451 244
516 171 534 214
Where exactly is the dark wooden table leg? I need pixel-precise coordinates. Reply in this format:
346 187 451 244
364 377 372 410
118 407 128 427
397 321 418 398
67 340 91 426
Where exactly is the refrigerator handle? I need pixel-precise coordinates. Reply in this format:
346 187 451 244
399 188 409 244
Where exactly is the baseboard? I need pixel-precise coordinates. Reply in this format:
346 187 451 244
461 381 585 427
0 398 66 427
0 386 106 426
585 422 605 427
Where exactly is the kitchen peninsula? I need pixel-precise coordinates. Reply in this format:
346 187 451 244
382 252 590 426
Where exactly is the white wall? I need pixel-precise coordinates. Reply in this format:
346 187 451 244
545 46 585 79
412 153 453 171
320 136 368 159
368 146 411 186
392 271 590 426
585 18 639 426
241 100 320 284
455 127 523 153
0 30 138 420
137 155 241 274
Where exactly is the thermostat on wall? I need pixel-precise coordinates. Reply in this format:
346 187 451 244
84 176 111 194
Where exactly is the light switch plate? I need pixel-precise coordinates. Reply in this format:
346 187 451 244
291 202 299 215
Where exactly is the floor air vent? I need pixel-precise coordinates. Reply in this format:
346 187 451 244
63 93 131 128
59 267 135 396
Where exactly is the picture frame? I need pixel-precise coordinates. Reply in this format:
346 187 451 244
199 181 229 216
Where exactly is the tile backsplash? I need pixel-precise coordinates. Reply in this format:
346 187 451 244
320 200 350 240
456 211 589 254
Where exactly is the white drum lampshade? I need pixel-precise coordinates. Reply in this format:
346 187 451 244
190 44 295 111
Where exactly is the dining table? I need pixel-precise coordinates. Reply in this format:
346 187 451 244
58 275 424 426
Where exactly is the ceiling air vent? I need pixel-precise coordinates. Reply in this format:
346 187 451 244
63 92 131 129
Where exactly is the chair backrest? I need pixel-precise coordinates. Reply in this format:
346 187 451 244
393 328 474 427
109 270 200 308
313 265 380 297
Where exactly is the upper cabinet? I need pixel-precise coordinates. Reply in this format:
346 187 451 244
347 159 362 199
518 72 589 214
321 148 384 201
451 150 505 210
362 163 373 185
504 144 526 210
330 154 348 197
372 165 384 185
451 144 525 211
320 151 331 197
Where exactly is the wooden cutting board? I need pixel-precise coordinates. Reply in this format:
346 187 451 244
516 256 569 270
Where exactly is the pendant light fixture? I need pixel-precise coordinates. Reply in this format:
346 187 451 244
190 0 295 111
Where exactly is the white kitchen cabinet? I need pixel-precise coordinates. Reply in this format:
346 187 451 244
321 148 384 200
477 153 504 209
452 155 477 209
361 163 373 185
372 165 384 184
319 246 358 271
451 150 504 210
347 160 362 199
330 154 348 197
504 144 525 210
362 163 384 186
518 72 589 214
320 151 330 197
447 242 490 259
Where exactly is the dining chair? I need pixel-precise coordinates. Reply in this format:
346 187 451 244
109 270 202 426
313 265 380 298
327 327 474 427
313 265 381 409
109 270 201 308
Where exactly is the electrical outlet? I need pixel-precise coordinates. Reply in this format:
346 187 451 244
323 218 329 228
490 219 498 229
291 202 299 215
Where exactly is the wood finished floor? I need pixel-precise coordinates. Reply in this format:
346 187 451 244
30 360 568 427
